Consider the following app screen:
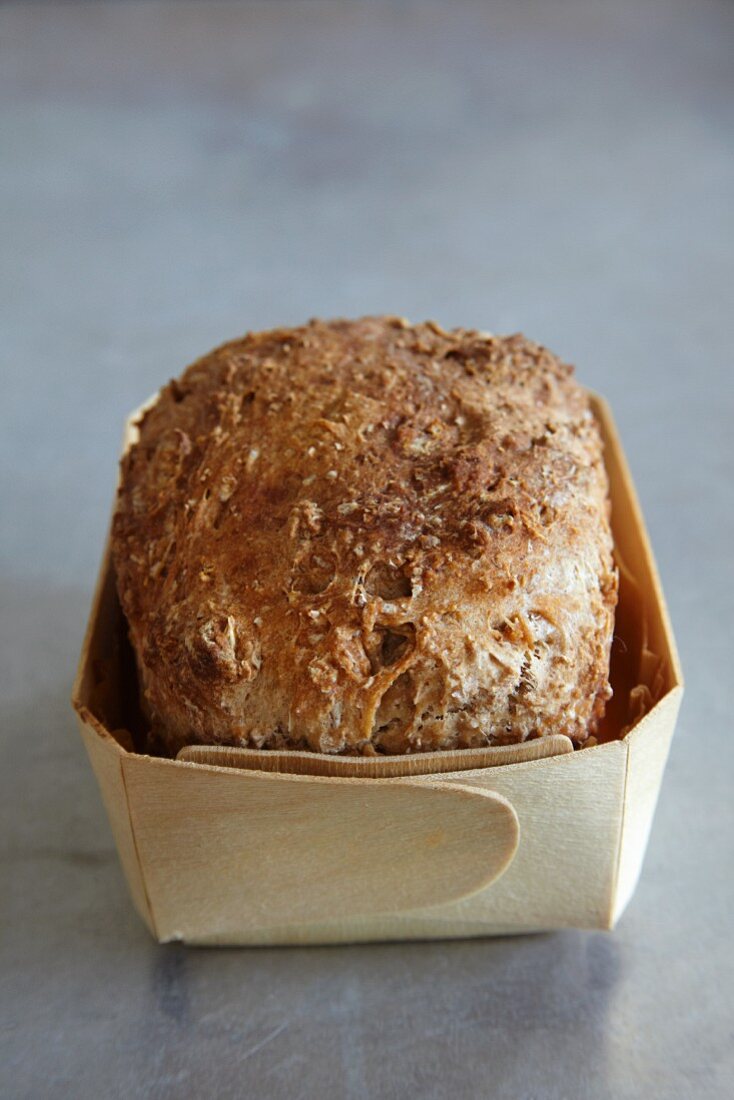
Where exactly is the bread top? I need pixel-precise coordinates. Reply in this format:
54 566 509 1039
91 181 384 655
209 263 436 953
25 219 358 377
113 317 617 757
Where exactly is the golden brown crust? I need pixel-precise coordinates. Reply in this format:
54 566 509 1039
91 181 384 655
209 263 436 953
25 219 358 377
112 317 618 756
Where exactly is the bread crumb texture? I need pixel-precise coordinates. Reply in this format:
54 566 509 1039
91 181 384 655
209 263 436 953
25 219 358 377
113 317 618 756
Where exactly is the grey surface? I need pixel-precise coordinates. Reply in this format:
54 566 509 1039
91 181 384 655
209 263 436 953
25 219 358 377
1 1 733 1097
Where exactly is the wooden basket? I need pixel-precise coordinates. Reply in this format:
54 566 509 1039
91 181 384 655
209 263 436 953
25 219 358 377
72 394 683 945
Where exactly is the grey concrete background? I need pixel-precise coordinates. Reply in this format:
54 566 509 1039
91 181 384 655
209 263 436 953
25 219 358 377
1 2 732 1097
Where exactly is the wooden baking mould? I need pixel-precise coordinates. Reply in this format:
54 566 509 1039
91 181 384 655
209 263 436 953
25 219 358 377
72 394 683 945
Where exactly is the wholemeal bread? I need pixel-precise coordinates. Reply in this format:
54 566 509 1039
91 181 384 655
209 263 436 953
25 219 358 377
112 317 617 757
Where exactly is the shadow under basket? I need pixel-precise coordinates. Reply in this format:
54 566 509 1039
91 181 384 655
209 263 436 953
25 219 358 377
72 393 683 945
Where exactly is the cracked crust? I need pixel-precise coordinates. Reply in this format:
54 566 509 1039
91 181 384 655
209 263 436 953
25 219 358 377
112 316 618 756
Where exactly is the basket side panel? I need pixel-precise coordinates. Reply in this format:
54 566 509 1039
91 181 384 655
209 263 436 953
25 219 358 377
72 530 156 937
612 686 683 924
77 718 157 936
589 395 683 926
148 741 628 945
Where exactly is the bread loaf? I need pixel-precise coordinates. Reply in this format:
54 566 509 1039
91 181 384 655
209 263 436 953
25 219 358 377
113 317 617 756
